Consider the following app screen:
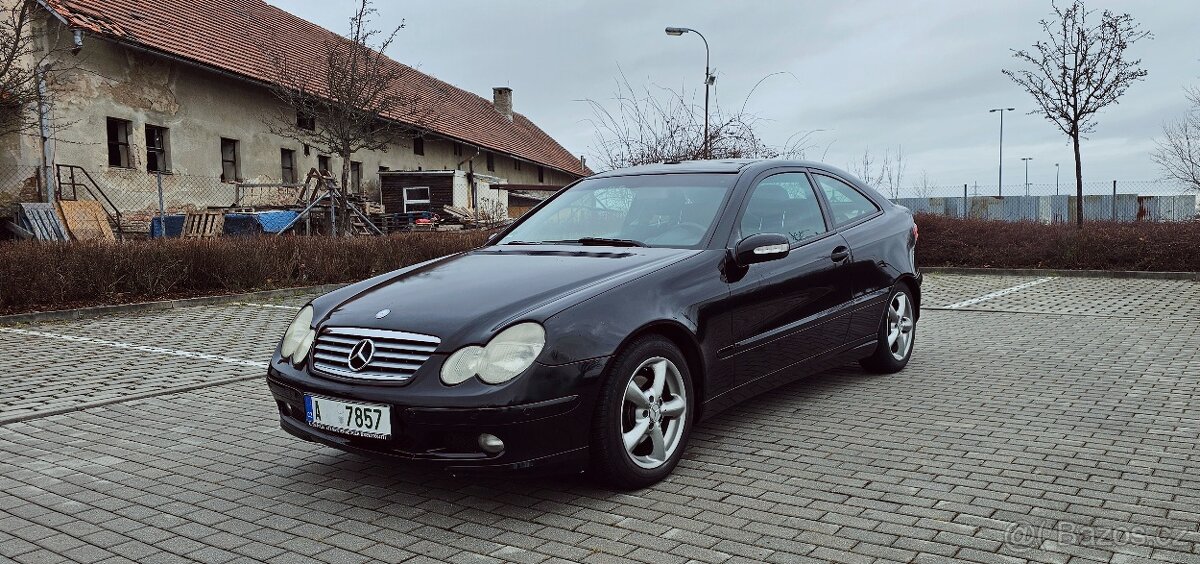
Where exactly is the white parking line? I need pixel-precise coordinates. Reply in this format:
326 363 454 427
0 327 267 368
944 277 1057 309
237 303 302 310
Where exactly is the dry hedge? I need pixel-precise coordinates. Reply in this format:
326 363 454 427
915 214 1200 272
0 231 489 315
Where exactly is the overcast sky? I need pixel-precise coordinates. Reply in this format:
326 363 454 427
270 0 1197 191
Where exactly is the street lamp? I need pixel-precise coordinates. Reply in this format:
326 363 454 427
666 26 714 159
1055 163 1060 196
1021 157 1033 196
989 107 1015 197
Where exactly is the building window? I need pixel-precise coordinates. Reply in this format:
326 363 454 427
281 149 297 183
318 155 331 174
297 111 315 131
145 125 169 172
379 165 390 172
106 117 131 168
350 161 362 192
220 138 239 182
513 158 522 172
486 152 495 172
403 186 430 213
453 142 463 157
413 137 424 156
538 165 544 183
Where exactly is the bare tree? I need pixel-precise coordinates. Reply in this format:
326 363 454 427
1152 87 1200 191
261 0 434 234
0 0 75 138
1003 0 1150 226
584 73 815 171
911 170 935 199
848 146 905 198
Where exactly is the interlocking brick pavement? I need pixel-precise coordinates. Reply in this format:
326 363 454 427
1 275 1198 564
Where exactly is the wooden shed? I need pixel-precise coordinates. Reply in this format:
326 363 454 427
379 170 507 217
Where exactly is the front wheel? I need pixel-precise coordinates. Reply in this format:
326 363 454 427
860 285 916 374
591 336 693 489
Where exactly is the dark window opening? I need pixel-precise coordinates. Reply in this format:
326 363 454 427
220 138 239 182
413 137 424 156
106 117 131 168
145 125 168 172
318 155 331 174
281 149 296 184
514 158 522 171
350 161 362 192
538 165 544 183
379 165 390 172
453 142 463 157
486 152 495 172
297 111 315 131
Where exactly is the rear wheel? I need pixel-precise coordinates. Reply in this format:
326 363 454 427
591 336 693 489
860 285 916 373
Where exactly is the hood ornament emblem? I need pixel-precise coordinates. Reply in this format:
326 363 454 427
375 309 391 319
347 339 376 372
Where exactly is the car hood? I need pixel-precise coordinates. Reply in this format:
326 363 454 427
315 245 699 347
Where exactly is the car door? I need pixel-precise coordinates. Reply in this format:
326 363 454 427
810 172 892 343
725 170 854 386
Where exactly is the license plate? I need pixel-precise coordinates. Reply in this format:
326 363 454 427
304 394 392 440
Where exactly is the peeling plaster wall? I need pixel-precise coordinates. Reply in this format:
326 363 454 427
1 22 581 209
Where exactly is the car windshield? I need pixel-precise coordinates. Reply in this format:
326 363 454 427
497 173 735 248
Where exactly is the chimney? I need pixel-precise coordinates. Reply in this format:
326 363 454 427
493 87 513 121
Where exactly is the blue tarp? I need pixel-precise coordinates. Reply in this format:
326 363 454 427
256 211 300 233
149 214 186 238
150 211 300 238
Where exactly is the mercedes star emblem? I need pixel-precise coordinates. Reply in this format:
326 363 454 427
347 339 376 372
375 309 391 319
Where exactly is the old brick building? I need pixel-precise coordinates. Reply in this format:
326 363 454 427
1 0 588 216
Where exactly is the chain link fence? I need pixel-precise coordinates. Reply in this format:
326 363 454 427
884 179 1199 222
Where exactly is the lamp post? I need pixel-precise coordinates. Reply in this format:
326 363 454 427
989 107 1015 197
1055 162 1060 196
1021 157 1033 196
666 26 714 159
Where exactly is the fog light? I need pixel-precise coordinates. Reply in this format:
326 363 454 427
478 433 505 454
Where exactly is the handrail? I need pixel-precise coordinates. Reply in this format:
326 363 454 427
54 165 125 240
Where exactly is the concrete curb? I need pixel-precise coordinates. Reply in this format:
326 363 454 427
923 267 1200 281
0 283 346 326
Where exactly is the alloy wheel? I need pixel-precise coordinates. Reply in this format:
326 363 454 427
620 357 687 469
887 293 915 361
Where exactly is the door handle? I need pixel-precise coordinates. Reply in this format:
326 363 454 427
830 246 850 263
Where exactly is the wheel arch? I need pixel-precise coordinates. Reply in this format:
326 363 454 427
615 320 708 421
896 274 921 321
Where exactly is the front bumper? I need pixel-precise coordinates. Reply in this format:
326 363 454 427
266 355 610 474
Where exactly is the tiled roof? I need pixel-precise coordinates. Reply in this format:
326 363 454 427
42 0 591 177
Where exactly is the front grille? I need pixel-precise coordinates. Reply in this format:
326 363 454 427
312 327 440 382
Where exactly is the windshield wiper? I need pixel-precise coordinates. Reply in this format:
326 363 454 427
572 237 648 248
502 240 544 245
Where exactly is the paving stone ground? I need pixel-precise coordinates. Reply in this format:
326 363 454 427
1 275 1198 564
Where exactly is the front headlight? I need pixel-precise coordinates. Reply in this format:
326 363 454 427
279 305 314 363
441 322 545 385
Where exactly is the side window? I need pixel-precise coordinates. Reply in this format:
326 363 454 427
739 172 827 244
814 174 880 226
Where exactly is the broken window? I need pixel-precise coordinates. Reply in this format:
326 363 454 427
403 186 430 213
281 148 297 183
146 125 169 172
413 137 424 156
107 117 132 168
486 152 495 172
220 138 240 182
318 155 331 174
350 161 362 192
296 111 315 131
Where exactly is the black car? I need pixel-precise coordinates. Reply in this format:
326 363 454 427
267 159 920 488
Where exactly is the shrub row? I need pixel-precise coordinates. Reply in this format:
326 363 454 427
0 231 489 315
915 214 1200 272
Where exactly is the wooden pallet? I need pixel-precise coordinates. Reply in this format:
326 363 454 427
57 200 115 241
17 203 69 241
183 210 225 238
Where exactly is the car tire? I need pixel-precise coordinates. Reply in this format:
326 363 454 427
590 335 694 490
859 284 917 374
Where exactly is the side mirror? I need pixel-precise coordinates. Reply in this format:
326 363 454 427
734 233 790 266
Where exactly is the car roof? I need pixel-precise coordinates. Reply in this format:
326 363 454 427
588 159 849 179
